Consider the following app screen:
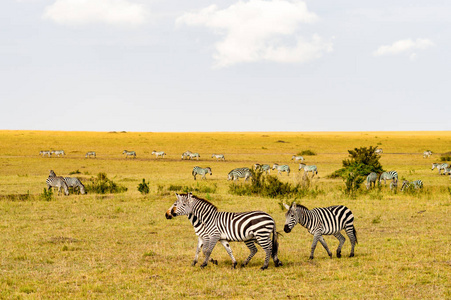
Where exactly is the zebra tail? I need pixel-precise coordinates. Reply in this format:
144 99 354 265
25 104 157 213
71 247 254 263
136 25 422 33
353 225 358 244
271 227 279 259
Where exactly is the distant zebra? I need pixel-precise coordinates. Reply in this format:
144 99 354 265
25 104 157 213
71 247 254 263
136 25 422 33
283 202 357 259
85 151 96 158
152 150 166 158
192 166 212 180
443 167 451 175
401 180 423 191
423 151 432 158
166 193 282 269
64 177 87 194
379 171 398 185
227 167 252 181
189 153 200 160
211 154 225 161
298 163 318 177
432 163 448 175
375 149 383 154
51 150 65 157
291 155 304 162
366 172 378 189
46 174 69 196
254 164 271 174
123 150 136 159
40 150 52 157
181 151 192 160
272 164 290 176
390 179 398 191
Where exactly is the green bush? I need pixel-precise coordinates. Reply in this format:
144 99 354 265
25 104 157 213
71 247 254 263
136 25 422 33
297 150 317 156
440 152 451 162
137 179 150 195
85 173 128 194
165 183 217 194
69 169 81 175
40 188 53 201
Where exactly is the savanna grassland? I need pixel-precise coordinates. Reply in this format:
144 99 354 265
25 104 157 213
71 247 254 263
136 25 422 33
0 130 450 299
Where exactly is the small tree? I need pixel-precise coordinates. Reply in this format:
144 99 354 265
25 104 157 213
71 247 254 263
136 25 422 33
138 179 150 195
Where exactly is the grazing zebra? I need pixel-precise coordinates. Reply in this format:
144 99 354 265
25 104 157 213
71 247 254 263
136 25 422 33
379 171 398 185
227 167 252 181
254 164 271 174
291 155 304 162
423 151 432 158
432 163 448 175
272 164 290 176
375 149 383 154
123 150 136 159
64 177 87 194
85 151 96 158
192 166 212 180
443 167 451 175
46 175 69 196
211 154 225 161
51 150 65 157
366 172 378 189
390 179 398 191
189 153 200 160
298 163 318 177
166 193 282 269
401 180 423 191
283 202 357 259
152 150 166 158
181 151 192 160
40 150 51 157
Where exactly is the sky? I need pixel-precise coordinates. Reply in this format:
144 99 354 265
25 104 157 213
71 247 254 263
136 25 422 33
1 0 450 132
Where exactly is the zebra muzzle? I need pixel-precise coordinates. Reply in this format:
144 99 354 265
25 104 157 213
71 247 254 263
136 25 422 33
283 225 291 233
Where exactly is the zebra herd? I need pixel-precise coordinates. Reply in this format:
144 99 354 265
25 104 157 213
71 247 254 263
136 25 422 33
39 150 65 157
165 192 357 269
365 170 426 191
46 170 86 196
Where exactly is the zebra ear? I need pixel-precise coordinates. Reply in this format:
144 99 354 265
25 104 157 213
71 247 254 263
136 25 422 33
283 203 290 210
292 202 297 209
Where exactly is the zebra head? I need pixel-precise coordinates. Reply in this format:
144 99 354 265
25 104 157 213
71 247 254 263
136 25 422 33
298 163 306 170
431 163 439 170
206 167 212 175
170 193 195 217
283 202 299 233
272 164 279 170
152 150 156 154
79 183 87 195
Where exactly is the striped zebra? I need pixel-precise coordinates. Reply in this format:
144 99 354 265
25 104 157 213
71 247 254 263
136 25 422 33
379 171 398 185
51 150 65 157
423 151 432 158
211 154 225 161
166 193 282 269
46 173 69 196
283 202 357 259
181 151 192 160
49 170 56 177
64 177 87 194
189 153 200 160
227 167 252 181
152 150 166 158
365 172 378 189
40 150 51 157
254 164 271 174
298 163 318 177
272 164 290 176
443 167 451 175
123 150 136 159
401 180 423 191
192 166 212 180
375 149 383 154
390 179 398 191
85 151 96 158
291 155 304 162
432 163 448 175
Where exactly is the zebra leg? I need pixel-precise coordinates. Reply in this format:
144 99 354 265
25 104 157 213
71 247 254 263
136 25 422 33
318 236 332 258
345 225 357 257
219 240 236 268
200 237 219 268
193 237 204 266
241 240 258 267
255 235 272 270
333 232 346 258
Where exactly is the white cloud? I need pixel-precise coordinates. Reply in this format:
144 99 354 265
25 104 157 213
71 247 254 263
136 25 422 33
43 0 148 27
373 38 435 58
176 0 332 67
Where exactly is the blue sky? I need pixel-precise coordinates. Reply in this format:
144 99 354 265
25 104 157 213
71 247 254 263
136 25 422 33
1 0 450 132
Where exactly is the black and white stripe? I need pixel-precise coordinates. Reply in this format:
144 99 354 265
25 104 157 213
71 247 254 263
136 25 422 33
192 166 212 180
122 150 136 158
40 150 51 157
254 164 271 174
227 167 252 181
46 174 69 196
167 193 282 269
211 154 225 161
432 163 448 175
272 164 290 176
366 172 378 189
401 180 423 191
298 163 318 177
291 155 304 162
64 177 87 194
181 151 192 160
423 151 432 158
85 151 96 158
283 202 357 259
152 150 166 158
379 171 398 185
51 150 65 157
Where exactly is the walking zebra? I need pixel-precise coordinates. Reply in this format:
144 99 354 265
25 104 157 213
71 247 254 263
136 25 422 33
189 153 200 160
283 202 357 259
401 180 423 191
365 172 378 189
51 150 65 157
254 164 271 174
291 155 304 162
123 150 136 159
192 167 212 180
46 173 69 196
379 171 398 185
432 163 448 175
40 150 51 157
423 151 432 158
298 163 318 177
181 151 192 160
85 151 96 158
166 193 282 269
443 167 451 175
375 149 383 154
227 167 252 181
152 150 166 158
64 177 87 194
211 154 225 161
272 164 290 176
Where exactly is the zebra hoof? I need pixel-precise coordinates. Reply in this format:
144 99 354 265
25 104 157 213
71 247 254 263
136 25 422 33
192 261 197 266
210 259 218 265
200 263 208 269
309 256 314 260
260 266 268 270
275 260 283 267
349 253 355 258
337 251 342 258
231 262 237 269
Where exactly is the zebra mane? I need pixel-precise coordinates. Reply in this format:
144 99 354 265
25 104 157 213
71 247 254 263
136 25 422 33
183 193 218 211
290 202 309 211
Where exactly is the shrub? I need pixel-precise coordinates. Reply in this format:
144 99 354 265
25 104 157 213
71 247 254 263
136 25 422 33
440 152 451 162
137 179 150 195
40 188 53 201
69 169 81 175
85 172 128 194
297 150 317 156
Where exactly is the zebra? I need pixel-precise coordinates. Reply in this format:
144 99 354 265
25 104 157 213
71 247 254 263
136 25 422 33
432 163 448 175
272 164 290 176
85 151 96 158
64 177 87 195
123 150 136 159
181 151 192 160
375 149 383 154
379 171 398 185
40 150 51 157
211 154 225 161
227 167 252 181
166 193 282 270
152 150 166 158
365 172 378 189
401 180 423 191
298 163 318 177
443 167 451 175
283 202 357 259
291 155 304 162
46 174 69 196
51 150 65 157
423 151 432 158
254 164 271 174
390 179 398 191
49 170 57 177
192 167 212 180
189 153 200 160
